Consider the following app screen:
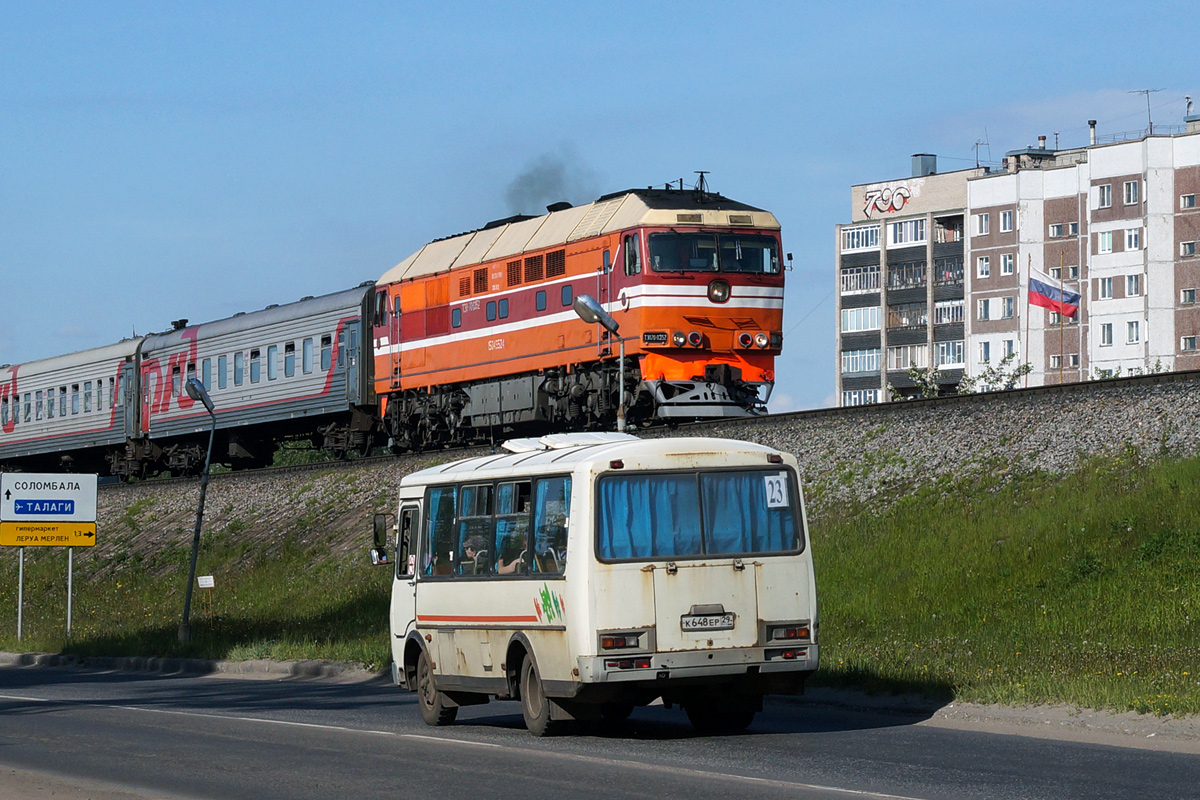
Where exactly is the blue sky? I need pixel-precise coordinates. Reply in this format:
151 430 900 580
2 2 1194 410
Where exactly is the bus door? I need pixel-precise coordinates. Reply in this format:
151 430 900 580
391 503 420 643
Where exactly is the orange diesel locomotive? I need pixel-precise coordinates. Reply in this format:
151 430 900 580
370 186 785 449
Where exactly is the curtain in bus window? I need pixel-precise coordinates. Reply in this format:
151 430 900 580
598 475 701 559
424 486 457 576
531 477 571 574
700 471 798 555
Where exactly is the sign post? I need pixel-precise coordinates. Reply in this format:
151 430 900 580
1 473 98 640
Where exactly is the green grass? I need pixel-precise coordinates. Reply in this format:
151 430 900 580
2 445 1199 715
811 446 1200 715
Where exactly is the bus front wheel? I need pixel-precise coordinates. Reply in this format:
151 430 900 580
519 656 561 736
416 649 457 726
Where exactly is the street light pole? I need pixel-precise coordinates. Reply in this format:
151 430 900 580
179 377 216 643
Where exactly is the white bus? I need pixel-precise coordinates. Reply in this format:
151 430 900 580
369 432 818 735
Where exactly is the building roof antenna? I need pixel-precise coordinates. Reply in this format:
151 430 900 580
1128 88 1164 134
973 130 990 168
693 171 710 202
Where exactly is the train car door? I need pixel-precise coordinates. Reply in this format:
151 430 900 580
120 362 137 439
345 322 361 404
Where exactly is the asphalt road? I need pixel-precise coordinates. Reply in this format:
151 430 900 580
1 666 1197 800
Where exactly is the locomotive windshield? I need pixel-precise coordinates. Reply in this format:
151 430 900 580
647 232 780 274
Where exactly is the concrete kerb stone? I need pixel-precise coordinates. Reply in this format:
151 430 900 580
0 651 382 680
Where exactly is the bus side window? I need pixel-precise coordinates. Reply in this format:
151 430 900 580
424 486 457 576
494 481 531 576
396 507 417 579
456 484 493 576
531 477 571 575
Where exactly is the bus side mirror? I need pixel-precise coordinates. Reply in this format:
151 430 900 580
370 513 395 566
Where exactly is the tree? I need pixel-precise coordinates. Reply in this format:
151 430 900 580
957 352 1033 394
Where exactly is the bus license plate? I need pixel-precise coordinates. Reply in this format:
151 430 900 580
680 613 735 631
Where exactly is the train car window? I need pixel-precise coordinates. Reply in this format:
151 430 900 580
46 388 55 419
35 390 44 421
536 290 546 312
249 349 261 383
267 345 279 380
337 331 346 368
84 382 92 413
70 386 79 416
95 380 102 412
648 231 718 272
202 359 211 389
486 301 496 322
561 284 573 307
170 366 180 397
284 343 296 377
59 386 67 417
234 352 245 386
498 298 509 319
22 393 30 422
1 397 8 426
451 308 462 328
624 233 641 275
321 335 332 370
217 356 228 389
302 339 313 373
109 377 116 407
185 364 195 394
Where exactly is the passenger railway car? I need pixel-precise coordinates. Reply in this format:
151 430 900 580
371 186 785 449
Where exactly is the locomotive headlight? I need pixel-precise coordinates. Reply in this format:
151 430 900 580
707 279 731 304
737 332 753 348
687 331 703 347
754 332 770 348
672 331 687 347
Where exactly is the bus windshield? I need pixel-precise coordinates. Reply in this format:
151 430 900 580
596 469 800 560
647 232 780 274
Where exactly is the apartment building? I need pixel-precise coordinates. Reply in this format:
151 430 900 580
835 107 1200 406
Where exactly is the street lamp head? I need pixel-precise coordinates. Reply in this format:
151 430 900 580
573 294 619 334
185 376 215 414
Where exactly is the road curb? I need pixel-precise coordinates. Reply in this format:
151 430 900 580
0 651 382 680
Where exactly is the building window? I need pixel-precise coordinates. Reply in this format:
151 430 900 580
841 305 881 332
840 264 881 293
1050 266 1062 280
889 219 926 245
1069 264 1079 279
1183 194 1197 210
1101 323 1113 346
1126 228 1141 250
1001 253 1014 275
977 298 992 321
887 344 928 371
1183 336 1198 352
1098 231 1113 254
936 340 964 367
1124 180 1139 205
841 348 881 374
887 302 927 328
841 224 880 252
1001 297 1014 319
1002 339 1015 358
1049 311 1078 326
1050 354 1061 369
933 256 964 285
842 389 880 406
1182 288 1196 305
1069 354 1080 367
1069 222 1079 236
1099 277 1113 299
1000 210 1014 232
979 341 991 363
887 260 926 290
974 213 990 236
1127 320 1140 344
1049 223 1064 238
977 256 990 278
1097 184 1112 209
1182 241 1197 257
934 299 963 325
1126 274 1141 297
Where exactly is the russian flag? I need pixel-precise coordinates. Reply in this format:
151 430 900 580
1029 268 1080 318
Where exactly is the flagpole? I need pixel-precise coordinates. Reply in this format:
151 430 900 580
1058 251 1065 384
1024 254 1032 388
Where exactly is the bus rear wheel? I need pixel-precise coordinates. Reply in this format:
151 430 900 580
416 649 457 726
519 656 562 736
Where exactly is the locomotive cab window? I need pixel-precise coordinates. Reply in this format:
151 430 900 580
718 233 780 274
374 290 389 327
624 233 641 275
648 231 780 274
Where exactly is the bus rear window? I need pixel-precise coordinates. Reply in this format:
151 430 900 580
597 469 800 560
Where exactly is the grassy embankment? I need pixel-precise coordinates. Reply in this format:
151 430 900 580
1 446 1197 715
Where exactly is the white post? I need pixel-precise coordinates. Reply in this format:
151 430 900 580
67 547 73 638
17 547 23 641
